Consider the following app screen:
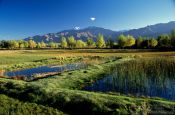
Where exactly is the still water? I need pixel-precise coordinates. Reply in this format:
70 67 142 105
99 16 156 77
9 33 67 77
3 63 87 77
84 70 175 100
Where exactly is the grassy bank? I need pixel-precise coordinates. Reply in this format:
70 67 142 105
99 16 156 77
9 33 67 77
0 94 65 115
29 57 128 89
0 56 175 114
0 78 175 114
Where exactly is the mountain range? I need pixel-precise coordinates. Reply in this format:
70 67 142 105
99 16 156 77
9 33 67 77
24 21 175 43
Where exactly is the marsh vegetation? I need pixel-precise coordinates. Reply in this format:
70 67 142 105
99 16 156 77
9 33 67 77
0 50 175 114
85 58 175 100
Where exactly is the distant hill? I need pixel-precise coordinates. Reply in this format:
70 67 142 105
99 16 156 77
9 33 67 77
24 21 175 42
122 21 175 38
24 26 117 43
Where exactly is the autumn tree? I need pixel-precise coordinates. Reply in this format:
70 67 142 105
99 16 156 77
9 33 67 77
60 37 68 48
67 36 76 48
126 35 135 47
41 41 46 48
76 40 86 48
118 35 135 48
9 40 19 49
28 39 37 49
96 34 105 48
18 40 25 49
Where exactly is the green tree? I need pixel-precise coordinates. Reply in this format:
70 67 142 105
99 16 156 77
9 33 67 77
142 39 149 48
86 38 95 48
106 37 114 48
126 35 135 47
118 35 135 48
28 39 37 49
23 41 29 48
157 35 171 48
0 40 10 48
118 34 127 48
36 42 42 48
76 40 86 48
136 36 144 48
96 34 105 48
148 38 158 48
9 40 19 49
67 36 76 48
170 29 175 47
60 37 68 48
18 40 25 49
48 42 58 48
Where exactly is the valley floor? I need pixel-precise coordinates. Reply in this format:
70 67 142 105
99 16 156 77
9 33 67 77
0 49 175 114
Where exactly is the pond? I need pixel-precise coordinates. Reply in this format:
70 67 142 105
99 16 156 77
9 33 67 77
3 62 87 78
84 59 175 101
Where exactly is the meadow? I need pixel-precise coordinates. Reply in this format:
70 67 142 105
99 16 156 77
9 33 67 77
0 49 175 114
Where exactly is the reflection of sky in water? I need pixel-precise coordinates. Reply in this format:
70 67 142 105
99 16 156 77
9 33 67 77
4 63 87 77
84 72 175 101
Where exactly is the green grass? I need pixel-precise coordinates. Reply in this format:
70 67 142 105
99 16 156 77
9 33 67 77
0 56 175 114
0 50 119 71
29 57 129 89
0 50 175 114
0 79 174 114
0 94 65 115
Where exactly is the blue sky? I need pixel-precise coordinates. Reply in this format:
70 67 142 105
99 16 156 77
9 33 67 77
0 0 175 40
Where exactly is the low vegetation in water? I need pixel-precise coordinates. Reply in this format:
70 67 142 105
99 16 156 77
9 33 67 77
111 57 175 78
0 50 175 114
84 57 175 100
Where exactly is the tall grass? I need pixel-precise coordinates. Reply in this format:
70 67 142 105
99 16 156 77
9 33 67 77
99 57 175 100
112 57 175 78
0 57 175 114
0 50 175 114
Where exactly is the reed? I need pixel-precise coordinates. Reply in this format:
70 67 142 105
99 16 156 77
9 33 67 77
112 57 175 79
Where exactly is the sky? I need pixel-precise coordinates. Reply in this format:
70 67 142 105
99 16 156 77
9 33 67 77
0 0 175 40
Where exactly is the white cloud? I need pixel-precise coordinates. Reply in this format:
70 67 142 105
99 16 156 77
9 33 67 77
90 17 96 21
74 26 80 30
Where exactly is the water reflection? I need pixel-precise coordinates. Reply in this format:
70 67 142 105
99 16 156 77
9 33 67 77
4 63 87 77
84 71 175 100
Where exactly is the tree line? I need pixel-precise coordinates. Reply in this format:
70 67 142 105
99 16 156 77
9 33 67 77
1 30 175 49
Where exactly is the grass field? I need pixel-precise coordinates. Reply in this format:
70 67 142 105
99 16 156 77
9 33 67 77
0 49 175 114
1 49 175 70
